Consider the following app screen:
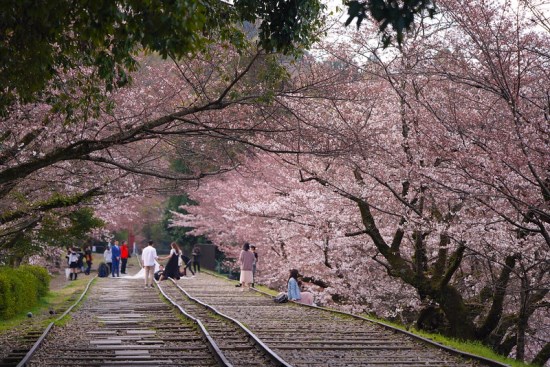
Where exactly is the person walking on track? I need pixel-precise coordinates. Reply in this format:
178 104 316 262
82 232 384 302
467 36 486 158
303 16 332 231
141 241 158 288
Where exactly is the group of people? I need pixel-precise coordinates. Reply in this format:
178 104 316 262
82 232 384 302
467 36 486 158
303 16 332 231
141 241 201 288
140 239 313 305
237 242 313 305
66 246 93 280
103 240 130 277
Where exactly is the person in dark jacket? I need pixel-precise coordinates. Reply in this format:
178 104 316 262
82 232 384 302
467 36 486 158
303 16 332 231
180 253 195 277
160 242 181 281
84 246 93 275
111 241 121 277
251 245 258 287
192 245 201 273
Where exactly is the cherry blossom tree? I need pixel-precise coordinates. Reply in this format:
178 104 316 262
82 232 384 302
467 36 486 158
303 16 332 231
301 0 549 361
171 0 549 362
171 153 418 310
0 44 333 259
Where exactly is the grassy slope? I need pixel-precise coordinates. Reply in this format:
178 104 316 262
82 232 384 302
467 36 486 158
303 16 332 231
0 273 90 331
362 315 531 367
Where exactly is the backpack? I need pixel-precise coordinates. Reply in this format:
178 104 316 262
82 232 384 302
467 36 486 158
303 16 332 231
273 292 288 303
98 262 109 277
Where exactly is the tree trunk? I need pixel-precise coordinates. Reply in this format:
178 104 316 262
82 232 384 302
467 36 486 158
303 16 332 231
475 254 517 339
354 198 477 339
532 342 550 367
436 285 477 339
497 334 517 356
515 276 529 361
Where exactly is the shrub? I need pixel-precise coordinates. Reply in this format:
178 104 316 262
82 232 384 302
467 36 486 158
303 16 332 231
0 271 16 319
19 265 50 297
0 266 47 320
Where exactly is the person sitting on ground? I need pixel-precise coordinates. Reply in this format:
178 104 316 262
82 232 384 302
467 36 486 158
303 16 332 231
287 269 315 305
154 265 165 281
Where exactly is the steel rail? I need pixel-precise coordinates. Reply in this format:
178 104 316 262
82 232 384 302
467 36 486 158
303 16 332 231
16 275 96 367
167 278 293 367
140 257 231 366
205 269 510 367
249 286 510 367
156 280 232 367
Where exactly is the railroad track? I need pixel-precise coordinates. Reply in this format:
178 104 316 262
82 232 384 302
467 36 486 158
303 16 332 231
25 277 226 367
175 273 508 367
157 279 288 367
0 328 46 367
17 270 509 367
0 279 94 367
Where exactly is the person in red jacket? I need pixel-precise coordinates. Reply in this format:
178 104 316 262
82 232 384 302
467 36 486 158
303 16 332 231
120 241 130 274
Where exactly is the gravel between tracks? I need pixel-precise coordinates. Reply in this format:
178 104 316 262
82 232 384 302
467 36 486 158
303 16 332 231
28 275 221 367
2 268 502 367
176 273 489 367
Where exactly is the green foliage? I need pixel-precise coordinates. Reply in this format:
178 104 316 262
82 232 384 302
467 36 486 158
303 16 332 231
259 56 291 88
161 194 206 251
235 0 326 55
0 266 45 320
38 207 104 248
141 221 172 251
249 54 291 105
0 0 208 114
345 0 437 46
170 159 193 175
0 0 326 117
113 229 129 243
1 206 104 266
0 272 11 318
18 265 50 297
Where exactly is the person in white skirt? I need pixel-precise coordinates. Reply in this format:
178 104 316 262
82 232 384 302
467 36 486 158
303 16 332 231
238 242 255 292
